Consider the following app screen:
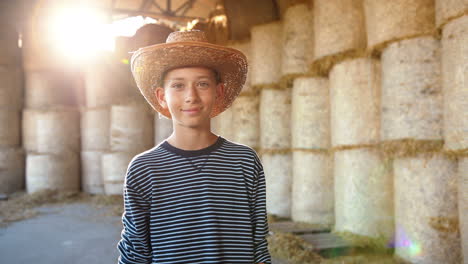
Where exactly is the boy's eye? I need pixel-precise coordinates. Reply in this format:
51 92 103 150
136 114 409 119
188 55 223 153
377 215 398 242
171 83 184 89
198 82 210 87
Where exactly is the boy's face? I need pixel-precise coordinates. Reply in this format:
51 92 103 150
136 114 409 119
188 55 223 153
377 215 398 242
155 66 224 129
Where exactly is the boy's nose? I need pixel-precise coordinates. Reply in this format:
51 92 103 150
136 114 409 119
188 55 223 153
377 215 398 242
185 84 200 103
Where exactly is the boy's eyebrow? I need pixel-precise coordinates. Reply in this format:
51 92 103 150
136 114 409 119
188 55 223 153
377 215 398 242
166 75 213 81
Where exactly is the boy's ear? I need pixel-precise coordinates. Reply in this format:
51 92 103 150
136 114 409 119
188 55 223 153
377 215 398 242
215 83 225 102
155 87 168 108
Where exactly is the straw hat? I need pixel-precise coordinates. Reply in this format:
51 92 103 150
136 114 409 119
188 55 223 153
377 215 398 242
130 30 248 119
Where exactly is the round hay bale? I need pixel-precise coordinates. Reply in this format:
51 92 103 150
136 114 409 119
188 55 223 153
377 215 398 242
154 114 173 145
292 77 329 149
110 101 154 153
363 0 436 52
0 148 25 194
281 4 314 82
435 0 468 28
84 53 140 108
81 107 110 151
334 148 394 241
313 0 366 60
458 156 468 263
231 95 260 148
0 109 20 147
101 151 135 195
251 22 283 87
211 106 234 141
0 24 20 65
330 58 381 148
22 108 80 154
262 152 292 218
26 152 80 193
291 151 333 225
394 153 461 263
227 41 256 96
381 36 443 141
441 15 468 153
260 88 292 149
81 151 105 194
24 70 80 108
0 65 22 109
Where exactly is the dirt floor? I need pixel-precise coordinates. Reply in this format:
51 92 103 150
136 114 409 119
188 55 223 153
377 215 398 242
0 191 399 264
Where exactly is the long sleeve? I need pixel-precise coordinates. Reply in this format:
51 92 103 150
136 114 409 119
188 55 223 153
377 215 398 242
117 180 152 264
251 155 272 264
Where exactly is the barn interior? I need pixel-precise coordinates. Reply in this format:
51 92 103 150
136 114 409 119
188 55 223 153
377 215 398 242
0 0 466 263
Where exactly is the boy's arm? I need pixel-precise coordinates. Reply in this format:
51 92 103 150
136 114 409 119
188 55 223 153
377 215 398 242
117 175 152 264
252 155 272 264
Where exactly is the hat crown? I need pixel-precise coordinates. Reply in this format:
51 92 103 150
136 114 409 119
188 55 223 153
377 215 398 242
166 30 209 43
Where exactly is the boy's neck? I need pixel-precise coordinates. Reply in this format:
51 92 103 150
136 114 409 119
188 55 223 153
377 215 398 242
167 125 219 151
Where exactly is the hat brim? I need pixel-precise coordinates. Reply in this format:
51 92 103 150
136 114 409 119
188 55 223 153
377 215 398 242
131 42 248 119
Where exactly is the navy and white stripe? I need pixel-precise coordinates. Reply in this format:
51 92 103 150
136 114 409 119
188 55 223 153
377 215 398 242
117 136 271 264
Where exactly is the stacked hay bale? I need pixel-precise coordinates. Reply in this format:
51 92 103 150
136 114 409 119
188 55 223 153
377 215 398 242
0 24 24 195
371 2 463 261
21 13 82 194
440 13 468 263
363 0 436 53
330 58 394 244
251 21 292 218
435 0 468 28
291 77 333 227
312 0 367 75
81 50 154 194
211 106 235 141
104 101 154 195
229 41 260 150
154 114 173 145
280 4 314 87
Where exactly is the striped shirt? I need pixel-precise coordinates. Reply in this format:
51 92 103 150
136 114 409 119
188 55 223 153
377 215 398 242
117 136 271 264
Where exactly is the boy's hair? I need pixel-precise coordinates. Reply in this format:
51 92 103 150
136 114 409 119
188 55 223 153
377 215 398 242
155 67 222 89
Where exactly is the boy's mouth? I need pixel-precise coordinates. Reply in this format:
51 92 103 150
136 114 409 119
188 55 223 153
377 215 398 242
182 108 201 113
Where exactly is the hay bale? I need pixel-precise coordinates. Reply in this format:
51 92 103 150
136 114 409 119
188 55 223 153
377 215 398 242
251 22 282 87
80 151 105 194
231 95 260 148
291 151 333 226
101 151 135 195
291 77 329 149
154 114 173 145
227 41 256 96
0 109 20 147
211 106 234 141
281 4 314 81
26 152 80 193
0 65 22 109
22 108 80 154
435 0 468 27
0 148 25 194
381 36 443 141
394 153 461 263
0 24 20 65
459 156 468 263
262 152 292 218
363 0 436 52
441 15 468 153
330 58 381 148
81 107 110 151
84 54 139 108
334 148 394 241
313 0 366 60
110 101 154 153
260 88 292 149
24 70 80 108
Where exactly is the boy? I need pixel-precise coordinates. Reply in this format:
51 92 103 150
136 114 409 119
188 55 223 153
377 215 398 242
117 30 271 264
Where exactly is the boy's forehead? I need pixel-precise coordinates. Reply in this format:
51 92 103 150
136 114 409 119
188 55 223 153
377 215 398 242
164 66 216 79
